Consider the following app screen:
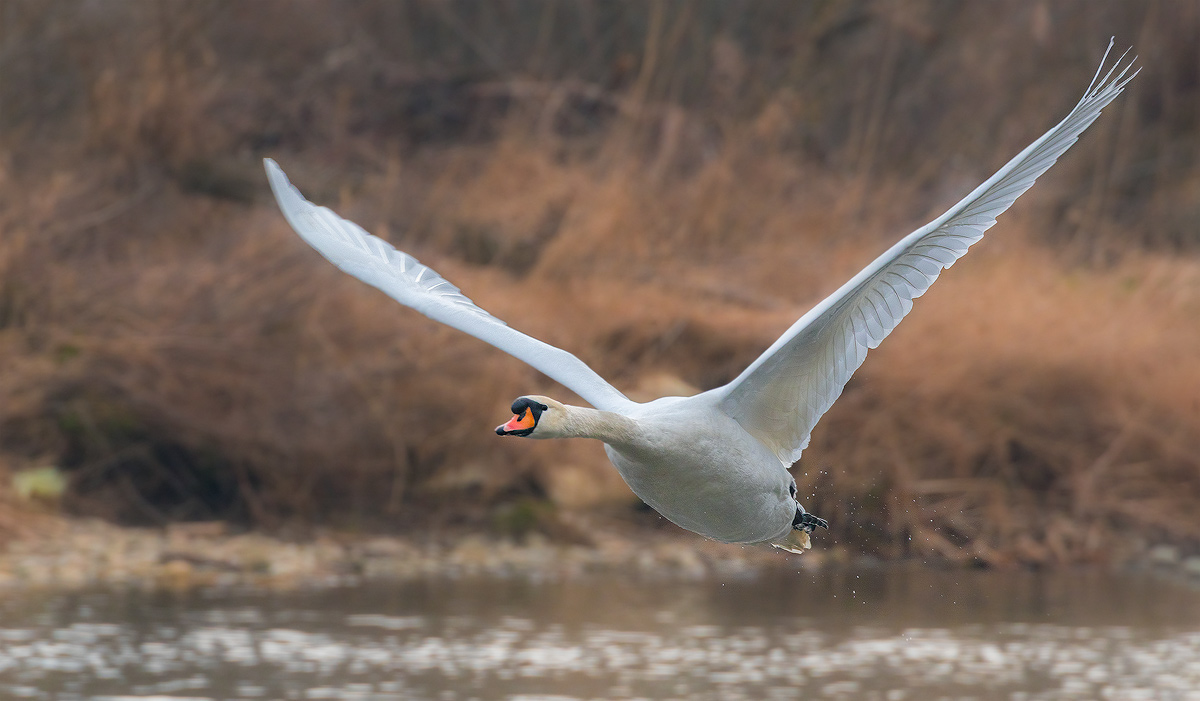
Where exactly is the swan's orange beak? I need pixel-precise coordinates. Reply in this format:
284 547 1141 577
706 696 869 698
496 409 536 436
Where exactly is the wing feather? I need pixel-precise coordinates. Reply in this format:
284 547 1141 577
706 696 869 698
265 159 633 412
717 40 1137 464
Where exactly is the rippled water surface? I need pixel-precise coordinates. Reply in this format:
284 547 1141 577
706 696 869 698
2 566 1200 700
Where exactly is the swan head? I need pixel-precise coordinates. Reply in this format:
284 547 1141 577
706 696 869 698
495 395 562 438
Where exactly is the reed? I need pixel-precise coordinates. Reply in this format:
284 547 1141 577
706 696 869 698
0 1 1197 562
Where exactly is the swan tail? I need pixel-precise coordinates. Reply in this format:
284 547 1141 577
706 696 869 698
771 529 812 554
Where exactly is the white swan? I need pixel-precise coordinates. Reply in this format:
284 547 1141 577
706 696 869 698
265 42 1136 553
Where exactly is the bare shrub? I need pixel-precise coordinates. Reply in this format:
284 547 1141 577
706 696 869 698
0 1 1197 562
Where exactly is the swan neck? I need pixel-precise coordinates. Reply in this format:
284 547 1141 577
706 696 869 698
558 405 636 444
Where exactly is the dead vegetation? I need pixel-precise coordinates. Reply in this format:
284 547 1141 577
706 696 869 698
0 1 1198 564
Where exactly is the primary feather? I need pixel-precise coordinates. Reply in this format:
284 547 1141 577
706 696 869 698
717 40 1138 465
264 160 632 412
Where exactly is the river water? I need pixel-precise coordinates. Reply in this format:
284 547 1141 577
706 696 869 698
1 565 1199 700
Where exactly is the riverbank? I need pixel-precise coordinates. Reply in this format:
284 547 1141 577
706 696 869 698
3 509 1200 594
2 6 1197 576
0 512 798 592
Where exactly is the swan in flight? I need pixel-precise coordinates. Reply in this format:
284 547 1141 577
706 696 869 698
265 42 1136 553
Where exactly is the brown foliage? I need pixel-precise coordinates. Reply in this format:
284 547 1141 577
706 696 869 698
0 1 1198 563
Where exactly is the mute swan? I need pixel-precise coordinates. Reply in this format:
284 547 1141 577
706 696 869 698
265 42 1136 553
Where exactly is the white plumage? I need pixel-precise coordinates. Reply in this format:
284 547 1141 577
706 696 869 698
265 42 1136 552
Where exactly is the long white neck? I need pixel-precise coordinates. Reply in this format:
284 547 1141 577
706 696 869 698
543 404 638 445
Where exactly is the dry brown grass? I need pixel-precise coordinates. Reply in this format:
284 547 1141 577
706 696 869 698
802 247 1200 564
0 1 1198 563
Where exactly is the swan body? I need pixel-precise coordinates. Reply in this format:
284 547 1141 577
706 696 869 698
497 393 800 545
604 395 798 545
264 42 1136 553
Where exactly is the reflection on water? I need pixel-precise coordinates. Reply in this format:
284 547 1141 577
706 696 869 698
2 566 1200 700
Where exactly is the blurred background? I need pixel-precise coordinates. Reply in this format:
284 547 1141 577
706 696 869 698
0 0 1197 567
3 2 1200 700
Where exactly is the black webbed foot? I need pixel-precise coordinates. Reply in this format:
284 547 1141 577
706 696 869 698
792 508 829 533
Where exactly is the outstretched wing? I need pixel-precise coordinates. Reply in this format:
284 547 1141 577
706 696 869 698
717 40 1138 465
265 159 633 412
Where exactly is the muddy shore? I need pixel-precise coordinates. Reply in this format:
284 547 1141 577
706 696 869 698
0 514 802 592
3 510 1198 594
